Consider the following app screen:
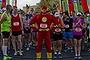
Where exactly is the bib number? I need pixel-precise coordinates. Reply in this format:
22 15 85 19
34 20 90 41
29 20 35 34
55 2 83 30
65 24 69 28
75 28 81 32
55 28 61 32
13 22 19 26
40 24 47 28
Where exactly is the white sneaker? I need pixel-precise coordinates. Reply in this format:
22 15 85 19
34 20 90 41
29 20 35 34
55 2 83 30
4 54 8 56
19 51 23 56
26 48 29 50
14 52 18 56
29 42 32 46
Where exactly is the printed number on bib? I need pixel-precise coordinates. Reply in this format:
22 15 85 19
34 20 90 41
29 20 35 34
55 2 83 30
65 24 69 28
75 28 81 32
40 24 47 28
13 22 19 26
55 28 61 32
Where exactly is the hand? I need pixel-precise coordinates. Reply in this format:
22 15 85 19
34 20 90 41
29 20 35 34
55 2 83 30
22 31 24 35
62 29 65 31
70 29 73 31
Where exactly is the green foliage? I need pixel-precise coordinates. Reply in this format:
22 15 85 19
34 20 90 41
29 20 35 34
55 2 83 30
35 0 60 13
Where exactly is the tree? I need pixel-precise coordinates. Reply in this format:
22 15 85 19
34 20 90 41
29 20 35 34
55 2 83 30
35 0 60 13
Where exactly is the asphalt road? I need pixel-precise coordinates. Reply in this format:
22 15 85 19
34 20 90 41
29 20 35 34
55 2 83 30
0 44 90 60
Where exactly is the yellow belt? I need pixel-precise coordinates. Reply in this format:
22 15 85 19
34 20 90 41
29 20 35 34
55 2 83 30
39 28 49 31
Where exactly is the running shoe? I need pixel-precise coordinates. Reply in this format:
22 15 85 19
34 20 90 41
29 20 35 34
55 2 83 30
14 51 18 56
57 54 62 59
19 51 23 56
53 54 57 59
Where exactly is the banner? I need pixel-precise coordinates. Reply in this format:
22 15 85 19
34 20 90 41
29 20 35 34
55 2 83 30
68 0 74 14
2 0 6 8
81 0 89 13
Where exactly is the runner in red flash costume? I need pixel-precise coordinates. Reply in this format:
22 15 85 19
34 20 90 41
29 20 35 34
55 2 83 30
30 6 59 59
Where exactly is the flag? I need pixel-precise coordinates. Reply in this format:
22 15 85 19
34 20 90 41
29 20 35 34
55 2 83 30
87 0 90 12
15 0 17 7
0 0 2 9
66 0 70 14
68 0 74 14
7 0 10 4
77 0 83 13
62 0 68 12
59 1 63 12
81 0 89 13
2 0 6 8
12 0 15 7
73 0 78 13
26 4 30 14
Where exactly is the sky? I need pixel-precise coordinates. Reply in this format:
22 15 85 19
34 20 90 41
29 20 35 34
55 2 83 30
10 0 41 9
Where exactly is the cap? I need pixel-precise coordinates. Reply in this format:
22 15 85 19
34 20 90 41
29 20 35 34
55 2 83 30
54 12 60 18
2 8 6 11
87 13 90 16
77 12 82 16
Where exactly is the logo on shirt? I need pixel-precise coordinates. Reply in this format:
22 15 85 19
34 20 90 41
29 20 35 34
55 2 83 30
42 17 47 22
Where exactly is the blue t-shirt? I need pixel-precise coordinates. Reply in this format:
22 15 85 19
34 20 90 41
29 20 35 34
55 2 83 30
29 13 33 19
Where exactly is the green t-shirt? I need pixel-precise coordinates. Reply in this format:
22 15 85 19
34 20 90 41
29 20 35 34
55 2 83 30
87 17 90 23
1 12 11 32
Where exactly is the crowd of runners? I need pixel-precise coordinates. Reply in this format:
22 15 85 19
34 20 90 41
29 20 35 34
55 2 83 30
0 4 90 60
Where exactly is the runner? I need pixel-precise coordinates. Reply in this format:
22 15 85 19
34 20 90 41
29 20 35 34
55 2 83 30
30 6 59 59
63 11 73 52
73 12 85 60
11 6 23 56
23 14 30 50
87 13 90 50
0 10 2 53
52 12 64 59
0 5 12 56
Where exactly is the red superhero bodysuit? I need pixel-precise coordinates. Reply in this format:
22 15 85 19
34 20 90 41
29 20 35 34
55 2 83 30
30 6 59 59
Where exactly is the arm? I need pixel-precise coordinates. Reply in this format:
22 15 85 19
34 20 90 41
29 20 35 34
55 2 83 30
52 15 59 25
29 15 37 27
60 17 64 28
0 13 6 24
19 14 24 30
80 23 85 28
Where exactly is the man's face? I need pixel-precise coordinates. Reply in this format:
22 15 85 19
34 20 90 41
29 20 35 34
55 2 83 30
41 6 47 13
13 7 18 12
8 6 12 12
41 9 47 13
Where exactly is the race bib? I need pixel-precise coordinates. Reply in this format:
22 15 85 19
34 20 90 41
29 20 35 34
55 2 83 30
40 24 47 28
75 28 82 32
25 23 29 26
55 28 61 32
65 24 69 28
13 22 19 26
